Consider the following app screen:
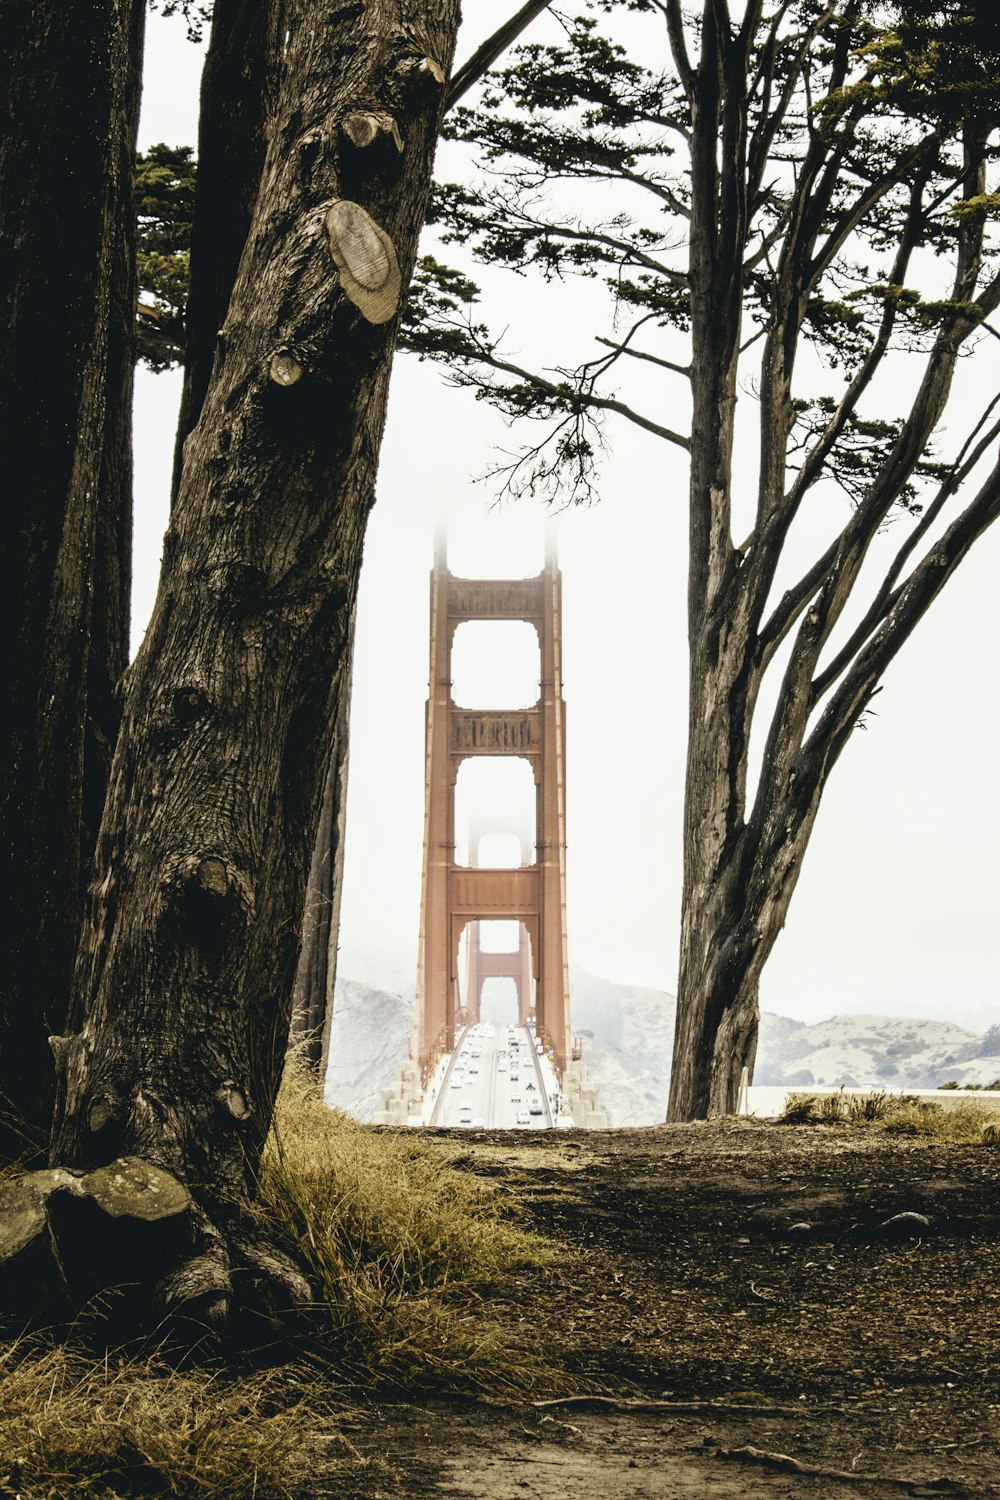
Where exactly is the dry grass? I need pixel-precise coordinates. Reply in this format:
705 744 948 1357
256 1058 554 1393
0 1061 557 1496
780 1088 998 1141
0 1339 327 1499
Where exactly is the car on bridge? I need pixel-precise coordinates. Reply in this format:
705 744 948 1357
529 1101 544 1116
516 1110 531 1126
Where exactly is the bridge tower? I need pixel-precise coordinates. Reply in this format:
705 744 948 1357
414 527 571 1079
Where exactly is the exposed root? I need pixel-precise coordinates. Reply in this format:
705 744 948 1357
0 1159 313 1349
717 1444 984 1494
230 1235 314 1344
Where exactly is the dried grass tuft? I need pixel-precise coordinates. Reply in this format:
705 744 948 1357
0 1058 559 1495
255 1056 554 1393
780 1088 996 1141
0 1338 326 1499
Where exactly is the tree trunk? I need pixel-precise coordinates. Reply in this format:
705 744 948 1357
48 0 460 1325
170 0 287 501
0 0 144 1162
289 617 354 1075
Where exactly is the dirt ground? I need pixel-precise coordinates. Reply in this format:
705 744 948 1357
327 1120 1000 1498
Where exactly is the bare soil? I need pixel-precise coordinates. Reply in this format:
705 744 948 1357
327 1120 1000 1498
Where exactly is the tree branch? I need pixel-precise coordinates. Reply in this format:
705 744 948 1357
446 0 553 111
811 398 1000 701
456 344 691 450
595 336 690 378
665 0 694 99
804 460 1000 777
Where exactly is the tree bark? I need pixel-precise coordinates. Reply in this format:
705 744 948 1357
0 0 144 1162
170 0 287 501
48 0 461 1323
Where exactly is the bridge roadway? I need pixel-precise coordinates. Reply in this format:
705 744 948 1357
428 1023 554 1129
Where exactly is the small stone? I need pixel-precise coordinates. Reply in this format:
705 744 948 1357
878 1211 931 1238
788 1221 812 1235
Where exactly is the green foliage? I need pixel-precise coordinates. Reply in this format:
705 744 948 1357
148 0 213 44
411 0 1000 503
135 143 195 371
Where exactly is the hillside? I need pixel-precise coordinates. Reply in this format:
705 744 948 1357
324 979 413 1119
326 971 999 1125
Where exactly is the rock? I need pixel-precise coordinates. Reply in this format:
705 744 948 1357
787 1221 813 1236
0 1169 81 1319
878 1211 931 1238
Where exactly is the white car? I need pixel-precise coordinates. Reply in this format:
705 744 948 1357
529 1102 543 1116
450 1075 463 1088
498 1059 507 1072
516 1110 531 1126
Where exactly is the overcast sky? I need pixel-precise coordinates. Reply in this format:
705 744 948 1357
134 5 999 1033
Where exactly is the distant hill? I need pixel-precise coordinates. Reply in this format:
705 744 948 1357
323 971 999 1126
324 979 413 1120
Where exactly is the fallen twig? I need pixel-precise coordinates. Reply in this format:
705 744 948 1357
533 1396 840 1417
717 1444 977 1494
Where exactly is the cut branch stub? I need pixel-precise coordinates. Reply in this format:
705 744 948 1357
197 856 229 898
215 1080 252 1121
87 1098 121 1134
398 54 446 88
342 110 404 151
325 200 401 325
269 350 303 387
79 1156 191 1221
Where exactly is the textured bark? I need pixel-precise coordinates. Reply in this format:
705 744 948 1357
49 0 460 1321
171 0 287 500
0 0 144 1162
666 4 1000 1121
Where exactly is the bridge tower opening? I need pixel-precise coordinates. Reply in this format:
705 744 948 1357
414 525 571 1080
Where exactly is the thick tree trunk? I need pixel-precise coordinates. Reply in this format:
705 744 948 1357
171 0 287 500
0 0 144 1162
46 0 460 1326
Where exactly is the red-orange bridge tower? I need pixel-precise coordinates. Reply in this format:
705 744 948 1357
414 530 571 1080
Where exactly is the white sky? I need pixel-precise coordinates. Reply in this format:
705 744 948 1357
134 5 999 1033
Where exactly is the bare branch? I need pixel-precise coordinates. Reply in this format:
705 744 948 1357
811 399 1000 701
595 336 690 378
804 460 1000 777
665 0 694 100
446 0 553 111
459 345 691 451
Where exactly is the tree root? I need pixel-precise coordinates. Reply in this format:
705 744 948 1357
716 1444 984 1495
0 1160 314 1349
